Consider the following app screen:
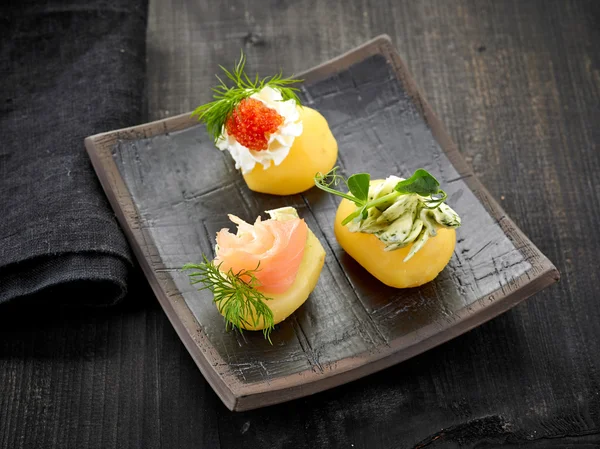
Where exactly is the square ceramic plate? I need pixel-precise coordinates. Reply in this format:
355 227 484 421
85 36 559 411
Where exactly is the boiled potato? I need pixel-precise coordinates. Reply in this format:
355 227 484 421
221 229 325 330
334 198 456 288
243 106 338 195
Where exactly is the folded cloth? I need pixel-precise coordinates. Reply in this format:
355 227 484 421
0 0 148 305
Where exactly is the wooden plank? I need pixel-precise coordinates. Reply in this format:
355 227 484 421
139 0 600 441
1 0 599 447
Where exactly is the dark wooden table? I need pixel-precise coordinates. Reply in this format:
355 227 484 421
2 0 599 447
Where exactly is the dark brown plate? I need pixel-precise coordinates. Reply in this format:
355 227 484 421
85 36 559 411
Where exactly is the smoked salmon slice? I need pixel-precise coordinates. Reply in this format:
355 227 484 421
214 214 308 294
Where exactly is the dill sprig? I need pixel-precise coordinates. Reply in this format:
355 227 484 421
183 256 275 341
191 52 303 143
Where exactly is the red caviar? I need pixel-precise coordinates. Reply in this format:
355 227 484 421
225 98 284 151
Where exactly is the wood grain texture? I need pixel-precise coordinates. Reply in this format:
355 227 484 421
2 0 599 447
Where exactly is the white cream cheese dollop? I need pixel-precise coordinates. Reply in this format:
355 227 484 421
216 86 303 174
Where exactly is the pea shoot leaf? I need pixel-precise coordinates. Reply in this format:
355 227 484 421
394 169 440 196
347 173 370 202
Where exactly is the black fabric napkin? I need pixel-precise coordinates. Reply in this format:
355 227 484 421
0 0 148 305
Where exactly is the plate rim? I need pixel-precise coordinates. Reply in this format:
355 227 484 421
85 35 559 411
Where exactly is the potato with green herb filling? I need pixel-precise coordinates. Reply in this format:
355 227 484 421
316 169 461 288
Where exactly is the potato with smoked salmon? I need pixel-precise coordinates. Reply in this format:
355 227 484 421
184 207 325 339
315 168 461 288
193 53 337 195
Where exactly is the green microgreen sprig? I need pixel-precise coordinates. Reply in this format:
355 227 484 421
314 167 448 225
183 256 275 342
191 52 303 143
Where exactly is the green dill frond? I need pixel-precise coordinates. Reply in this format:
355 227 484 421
191 51 303 143
183 256 275 342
